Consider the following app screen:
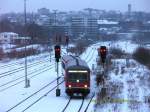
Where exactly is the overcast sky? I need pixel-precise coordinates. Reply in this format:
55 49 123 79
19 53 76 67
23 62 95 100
0 0 150 14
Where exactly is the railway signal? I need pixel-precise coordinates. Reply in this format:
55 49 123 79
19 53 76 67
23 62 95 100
54 45 61 96
99 46 107 63
54 45 61 62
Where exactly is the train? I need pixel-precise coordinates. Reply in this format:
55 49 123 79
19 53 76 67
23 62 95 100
62 55 90 96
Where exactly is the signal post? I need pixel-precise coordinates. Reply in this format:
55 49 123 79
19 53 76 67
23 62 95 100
99 46 107 79
54 45 61 96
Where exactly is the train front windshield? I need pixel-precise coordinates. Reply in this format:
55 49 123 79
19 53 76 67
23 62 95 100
67 70 88 82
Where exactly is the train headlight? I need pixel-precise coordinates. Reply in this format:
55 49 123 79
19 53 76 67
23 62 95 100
76 80 79 83
68 85 72 88
84 85 88 88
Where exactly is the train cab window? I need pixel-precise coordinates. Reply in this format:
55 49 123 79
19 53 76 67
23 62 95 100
67 73 88 82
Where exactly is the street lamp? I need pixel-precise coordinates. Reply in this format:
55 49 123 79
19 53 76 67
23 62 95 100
24 0 30 88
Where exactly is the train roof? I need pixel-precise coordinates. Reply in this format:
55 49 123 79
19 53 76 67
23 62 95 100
62 55 89 69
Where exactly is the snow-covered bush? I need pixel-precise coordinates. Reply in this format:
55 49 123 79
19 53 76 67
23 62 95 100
0 47 4 60
7 48 37 59
67 39 91 55
109 47 126 58
133 47 150 69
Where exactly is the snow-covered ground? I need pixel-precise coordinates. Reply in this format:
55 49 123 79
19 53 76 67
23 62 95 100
95 58 150 112
0 40 150 112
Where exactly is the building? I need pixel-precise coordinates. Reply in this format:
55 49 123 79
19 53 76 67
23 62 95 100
0 32 31 44
119 21 143 32
37 15 51 26
98 20 119 28
86 18 98 38
97 19 119 34
0 32 19 43
70 17 99 39
128 4 132 19
71 17 85 38
128 4 132 15
38 8 50 15
37 8 51 26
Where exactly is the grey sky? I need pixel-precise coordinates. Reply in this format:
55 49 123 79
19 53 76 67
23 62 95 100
0 0 150 14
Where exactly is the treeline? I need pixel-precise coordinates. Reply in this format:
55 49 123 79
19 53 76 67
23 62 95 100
132 32 150 43
0 46 51 60
0 48 4 60
0 19 50 42
133 47 150 69
67 39 93 55
0 48 37 60
7 48 37 59
100 34 119 41
109 48 126 58
0 19 24 35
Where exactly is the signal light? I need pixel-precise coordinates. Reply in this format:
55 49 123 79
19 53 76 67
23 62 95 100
84 85 88 88
68 85 72 88
54 45 61 62
99 46 107 63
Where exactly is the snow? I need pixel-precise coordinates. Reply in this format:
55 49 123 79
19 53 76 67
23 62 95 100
0 32 18 35
94 58 150 112
3 44 42 53
97 20 119 25
147 21 150 24
1 44 16 50
0 40 150 112
93 40 139 53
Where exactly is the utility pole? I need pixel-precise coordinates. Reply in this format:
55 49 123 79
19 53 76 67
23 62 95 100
49 39 52 62
0 8 1 21
24 0 30 88
53 10 58 44
85 8 92 39
53 10 57 26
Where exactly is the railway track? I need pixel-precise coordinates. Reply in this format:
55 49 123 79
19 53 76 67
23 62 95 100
61 97 72 112
0 58 55 79
0 51 68 91
61 93 95 112
0 50 68 78
0 64 55 92
0 63 55 91
6 77 64 112
0 50 67 91
0 53 50 69
77 97 85 112
86 48 96 63
21 80 64 112
83 93 95 112
1 46 95 112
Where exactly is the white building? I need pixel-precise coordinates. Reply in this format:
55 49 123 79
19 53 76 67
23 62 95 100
0 32 31 44
36 15 50 26
0 32 19 43
97 19 120 34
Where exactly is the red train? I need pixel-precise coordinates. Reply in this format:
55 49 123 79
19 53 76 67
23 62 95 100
62 55 90 96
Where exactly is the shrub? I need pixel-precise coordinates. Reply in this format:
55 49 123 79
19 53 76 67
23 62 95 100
0 48 4 60
133 47 150 67
7 48 38 59
67 39 91 55
109 47 125 58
